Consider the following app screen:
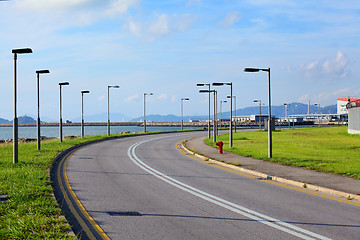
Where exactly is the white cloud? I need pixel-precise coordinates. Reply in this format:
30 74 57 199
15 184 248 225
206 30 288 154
300 51 349 80
171 96 177 102
98 95 105 101
149 14 170 36
157 94 168 100
218 11 241 28
125 94 139 102
15 0 103 12
105 0 139 17
14 0 138 25
313 88 352 102
186 0 201 7
127 19 142 37
127 13 195 41
297 93 309 103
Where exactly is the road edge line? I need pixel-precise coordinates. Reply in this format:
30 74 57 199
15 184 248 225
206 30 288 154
179 140 360 203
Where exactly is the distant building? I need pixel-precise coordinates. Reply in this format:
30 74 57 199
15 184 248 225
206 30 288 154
232 116 251 122
346 99 360 134
337 98 360 115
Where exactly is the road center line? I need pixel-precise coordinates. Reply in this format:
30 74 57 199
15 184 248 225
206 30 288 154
127 137 331 240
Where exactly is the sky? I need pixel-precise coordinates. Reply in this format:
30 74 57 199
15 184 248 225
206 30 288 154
0 0 359 121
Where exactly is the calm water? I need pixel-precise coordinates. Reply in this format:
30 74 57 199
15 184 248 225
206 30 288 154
0 125 204 140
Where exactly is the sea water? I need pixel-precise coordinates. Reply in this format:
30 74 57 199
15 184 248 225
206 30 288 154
0 125 203 140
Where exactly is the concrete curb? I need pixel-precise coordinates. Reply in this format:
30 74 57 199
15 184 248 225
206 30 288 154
180 141 360 202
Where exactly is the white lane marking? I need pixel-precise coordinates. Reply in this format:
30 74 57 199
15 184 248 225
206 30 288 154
127 137 331 240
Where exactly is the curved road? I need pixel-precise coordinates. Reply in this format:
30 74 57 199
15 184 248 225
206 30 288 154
60 131 359 239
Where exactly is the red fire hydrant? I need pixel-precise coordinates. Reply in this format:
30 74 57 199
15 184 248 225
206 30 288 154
216 141 224 154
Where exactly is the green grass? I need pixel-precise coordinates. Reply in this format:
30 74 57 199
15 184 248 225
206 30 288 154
0 129 201 239
205 126 360 179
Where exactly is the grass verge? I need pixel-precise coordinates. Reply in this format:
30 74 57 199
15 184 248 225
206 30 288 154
204 126 360 180
0 129 201 239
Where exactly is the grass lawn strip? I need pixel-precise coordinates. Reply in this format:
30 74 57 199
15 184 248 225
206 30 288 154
204 126 360 180
0 129 200 239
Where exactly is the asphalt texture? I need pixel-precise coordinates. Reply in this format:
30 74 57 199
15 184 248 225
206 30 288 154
63 131 360 239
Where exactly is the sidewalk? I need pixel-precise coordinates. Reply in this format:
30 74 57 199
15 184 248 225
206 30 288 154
184 136 360 201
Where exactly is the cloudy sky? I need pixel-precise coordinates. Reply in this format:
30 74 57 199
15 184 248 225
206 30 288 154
0 0 359 121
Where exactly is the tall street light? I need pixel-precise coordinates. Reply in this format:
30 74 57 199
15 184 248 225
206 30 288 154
181 98 190 131
36 69 50 150
254 99 262 130
144 93 153 133
12 48 32 164
59 82 69 142
314 103 321 127
220 100 227 129
199 89 217 142
81 90 90 138
227 95 236 132
283 103 290 128
244 67 272 158
197 83 211 138
213 82 233 148
108 85 119 135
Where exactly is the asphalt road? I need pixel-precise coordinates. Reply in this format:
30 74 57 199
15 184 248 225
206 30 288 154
65 131 360 239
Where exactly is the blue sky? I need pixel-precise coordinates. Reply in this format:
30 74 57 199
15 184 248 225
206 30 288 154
0 0 359 121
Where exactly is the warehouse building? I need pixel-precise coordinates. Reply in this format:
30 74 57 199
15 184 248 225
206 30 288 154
346 99 360 134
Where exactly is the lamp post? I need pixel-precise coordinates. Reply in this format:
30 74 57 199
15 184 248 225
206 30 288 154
197 83 211 138
59 82 69 142
36 69 50 150
181 98 190 131
12 48 32 164
284 103 290 128
314 103 321 127
199 89 217 142
244 67 272 158
213 82 233 148
81 90 90 138
144 93 153 132
220 100 227 129
107 85 119 135
254 99 262 130
292 104 298 127
227 95 236 132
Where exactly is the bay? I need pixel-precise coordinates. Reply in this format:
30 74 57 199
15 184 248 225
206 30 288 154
0 125 203 140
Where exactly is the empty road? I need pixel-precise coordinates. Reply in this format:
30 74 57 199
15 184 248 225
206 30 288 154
60 131 360 239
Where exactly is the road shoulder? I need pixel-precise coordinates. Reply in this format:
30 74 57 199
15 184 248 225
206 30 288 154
183 136 360 202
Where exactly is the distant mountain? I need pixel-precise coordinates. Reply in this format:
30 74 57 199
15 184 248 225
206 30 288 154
72 112 131 122
130 103 338 122
0 118 10 124
18 115 36 124
0 103 338 124
130 114 209 122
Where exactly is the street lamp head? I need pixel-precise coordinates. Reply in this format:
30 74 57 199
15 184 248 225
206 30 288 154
59 82 69 86
199 90 214 93
145 92 153 96
197 83 209 86
36 70 50 74
244 68 260 72
81 90 90 94
182 98 190 101
254 100 259 103
109 85 120 88
244 67 270 72
12 48 33 54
